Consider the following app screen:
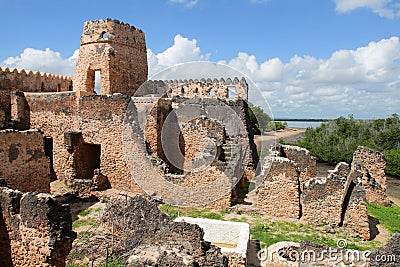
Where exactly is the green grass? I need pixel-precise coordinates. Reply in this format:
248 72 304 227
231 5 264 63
159 205 224 220
367 202 400 233
100 255 123 267
72 218 98 229
77 231 92 239
250 218 381 250
77 208 92 217
159 205 384 251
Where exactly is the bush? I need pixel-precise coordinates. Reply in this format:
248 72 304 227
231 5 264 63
295 114 400 177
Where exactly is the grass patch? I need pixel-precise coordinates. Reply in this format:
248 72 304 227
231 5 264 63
250 218 381 250
367 202 400 233
72 218 98 229
159 205 225 220
77 231 92 239
77 208 92 217
100 255 123 267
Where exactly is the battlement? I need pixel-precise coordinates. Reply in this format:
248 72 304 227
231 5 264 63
141 77 248 100
80 18 146 48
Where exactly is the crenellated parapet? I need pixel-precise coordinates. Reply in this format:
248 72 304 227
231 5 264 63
142 77 248 100
0 67 72 92
80 18 146 49
73 19 148 96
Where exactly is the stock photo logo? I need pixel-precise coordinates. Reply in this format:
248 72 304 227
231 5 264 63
122 61 274 207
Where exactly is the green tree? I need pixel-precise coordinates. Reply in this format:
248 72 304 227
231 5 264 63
295 114 400 177
248 103 271 134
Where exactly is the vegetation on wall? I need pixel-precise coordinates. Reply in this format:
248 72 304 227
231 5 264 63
294 114 400 177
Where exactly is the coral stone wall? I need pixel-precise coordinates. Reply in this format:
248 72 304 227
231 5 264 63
73 19 148 96
169 78 248 100
302 162 350 225
353 146 390 206
257 157 301 219
0 67 72 117
0 129 50 192
281 144 316 190
0 187 76 267
22 92 143 194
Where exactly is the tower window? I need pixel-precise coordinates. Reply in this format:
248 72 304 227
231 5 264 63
101 31 109 39
210 88 215 97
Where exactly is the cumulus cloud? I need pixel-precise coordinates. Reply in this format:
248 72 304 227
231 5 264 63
147 34 210 77
1 35 399 118
334 0 400 18
168 0 199 8
2 48 78 76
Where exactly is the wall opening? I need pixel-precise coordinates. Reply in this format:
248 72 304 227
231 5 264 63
210 88 215 97
75 143 101 180
339 181 356 226
180 86 185 94
94 71 101 94
57 84 61 92
101 31 109 39
228 86 236 99
44 136 55 180
194 87 198 94
41 82 45 92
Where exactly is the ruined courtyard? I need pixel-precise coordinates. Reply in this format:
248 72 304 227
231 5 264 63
0 18 399 267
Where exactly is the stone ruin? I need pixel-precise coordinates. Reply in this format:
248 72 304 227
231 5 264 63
256 144 391 240
0 187 76 267
0 17 396 266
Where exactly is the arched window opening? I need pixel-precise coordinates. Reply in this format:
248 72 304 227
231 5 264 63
181 86 185 94
194 87 198 94
101 31 109 39
41 82 45 92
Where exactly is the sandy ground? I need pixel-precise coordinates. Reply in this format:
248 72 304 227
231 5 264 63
254 127 306 153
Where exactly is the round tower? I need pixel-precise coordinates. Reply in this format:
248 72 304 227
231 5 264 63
73 18 148 96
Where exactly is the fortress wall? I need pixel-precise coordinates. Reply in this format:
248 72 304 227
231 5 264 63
22 92 143 194
281 144 317 190
0 129 50 193
0 187 75 267
256 157 301 219
301 162 350 225
0 67 72 116
353 146 390 206
164 77 248 100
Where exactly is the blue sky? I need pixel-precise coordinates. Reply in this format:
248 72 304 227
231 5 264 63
1 0 399 119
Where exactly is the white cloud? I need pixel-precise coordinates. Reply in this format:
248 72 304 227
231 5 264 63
169 0 199 8
2 48 78 76
1 35 399 118
147 34 210 77
334 0 400 18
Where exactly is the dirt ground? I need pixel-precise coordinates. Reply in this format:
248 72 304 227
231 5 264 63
253 127 306 153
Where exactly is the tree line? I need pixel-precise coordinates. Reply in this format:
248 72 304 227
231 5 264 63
294 114 400 177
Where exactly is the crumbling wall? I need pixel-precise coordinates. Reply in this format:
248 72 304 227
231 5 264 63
256 157 301 219
353 146 390 206
0 187 76 267
340 161 371 240
73 19 148 95
0 129 50 192
302 162 350 226
22 92 143 194
100 196 227 266
280 144 316 190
